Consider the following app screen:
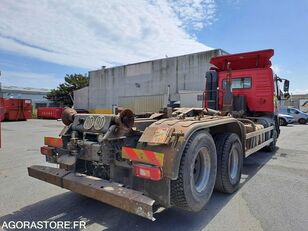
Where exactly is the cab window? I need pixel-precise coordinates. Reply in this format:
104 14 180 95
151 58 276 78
222 77 252 90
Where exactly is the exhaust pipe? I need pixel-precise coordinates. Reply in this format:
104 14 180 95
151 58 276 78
114 108 135 136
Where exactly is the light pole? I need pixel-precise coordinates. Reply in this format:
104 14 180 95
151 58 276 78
0 70 2 148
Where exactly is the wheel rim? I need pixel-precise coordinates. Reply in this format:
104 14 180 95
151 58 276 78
228 145 239 183
193 147 211 193
299 118 306 124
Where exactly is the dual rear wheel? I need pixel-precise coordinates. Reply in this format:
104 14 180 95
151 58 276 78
214 133 243 193
171 131 243 211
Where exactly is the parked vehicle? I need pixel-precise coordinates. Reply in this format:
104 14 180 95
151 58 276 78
279 107 308 124
278 113 295 126
28 49 290 220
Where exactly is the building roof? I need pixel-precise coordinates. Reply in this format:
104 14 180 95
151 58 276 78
0 85 50 94
91 48 229 72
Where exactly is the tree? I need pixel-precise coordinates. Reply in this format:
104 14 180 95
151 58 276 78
46 74 89 107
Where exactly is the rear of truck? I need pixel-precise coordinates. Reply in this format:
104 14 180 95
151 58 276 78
29 108 164 220
29 49 290 220
29 106 246 220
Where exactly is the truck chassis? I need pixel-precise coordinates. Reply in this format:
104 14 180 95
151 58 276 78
28 108 276 220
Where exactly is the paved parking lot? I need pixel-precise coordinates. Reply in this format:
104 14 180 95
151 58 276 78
0 120 307 231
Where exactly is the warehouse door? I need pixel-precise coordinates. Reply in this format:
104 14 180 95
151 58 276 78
118 95 164 113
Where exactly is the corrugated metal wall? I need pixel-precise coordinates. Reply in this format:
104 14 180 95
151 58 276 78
118 95 164 113
179 90 204 108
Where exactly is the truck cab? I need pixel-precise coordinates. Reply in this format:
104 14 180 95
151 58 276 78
205 49 290 136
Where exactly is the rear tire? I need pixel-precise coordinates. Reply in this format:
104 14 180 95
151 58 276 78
171 131 217 211
298 118 306 124
279 118 287 126
214 133 243 193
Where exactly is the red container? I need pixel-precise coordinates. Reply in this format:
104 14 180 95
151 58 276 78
37 107 64 119
0 105 5 122
0 98 32 121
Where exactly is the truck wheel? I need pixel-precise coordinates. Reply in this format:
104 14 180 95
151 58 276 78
298 118 306 124
279 118 287 126
264 129 278 152
171 131 217 211
214 133 243 193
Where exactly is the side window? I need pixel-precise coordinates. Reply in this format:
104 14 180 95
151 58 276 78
290 109 298 114
222 77 252 90
287 108 291 113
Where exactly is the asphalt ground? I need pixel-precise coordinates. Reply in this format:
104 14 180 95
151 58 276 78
0 119 307 231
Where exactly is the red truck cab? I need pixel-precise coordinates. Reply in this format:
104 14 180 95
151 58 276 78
205 49 289 116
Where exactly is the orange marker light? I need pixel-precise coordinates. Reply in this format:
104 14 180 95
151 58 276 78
44 137 63 148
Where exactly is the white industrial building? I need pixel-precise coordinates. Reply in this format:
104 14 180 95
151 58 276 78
0 85 51 108
74 49 228 114
283 93 308 112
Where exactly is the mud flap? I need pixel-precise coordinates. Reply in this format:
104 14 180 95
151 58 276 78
28 165 156 220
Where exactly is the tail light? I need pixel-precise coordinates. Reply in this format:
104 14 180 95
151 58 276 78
40 146 55 156
133 164 162 181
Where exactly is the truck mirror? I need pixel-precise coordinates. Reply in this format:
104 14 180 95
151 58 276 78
283 92 290 100
284 80 290 92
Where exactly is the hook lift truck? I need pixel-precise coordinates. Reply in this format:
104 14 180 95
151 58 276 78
28 49 290 220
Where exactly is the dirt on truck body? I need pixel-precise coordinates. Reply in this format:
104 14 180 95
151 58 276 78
28 49 290 220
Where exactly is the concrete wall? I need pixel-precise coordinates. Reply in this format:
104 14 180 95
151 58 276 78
74 87 89 109
76 49 227 113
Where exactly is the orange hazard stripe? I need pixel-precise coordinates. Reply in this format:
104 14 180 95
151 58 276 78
44 136 63 148
121 147 164 167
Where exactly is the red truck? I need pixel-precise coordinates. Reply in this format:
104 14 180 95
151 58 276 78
28 49 289 220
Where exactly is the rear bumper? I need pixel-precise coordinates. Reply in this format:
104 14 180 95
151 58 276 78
28 165 156 220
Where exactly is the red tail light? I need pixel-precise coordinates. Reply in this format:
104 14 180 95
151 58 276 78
40 146 54 156
133 164 162 181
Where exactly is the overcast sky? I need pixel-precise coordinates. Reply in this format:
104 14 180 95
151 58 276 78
0 0 307 94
